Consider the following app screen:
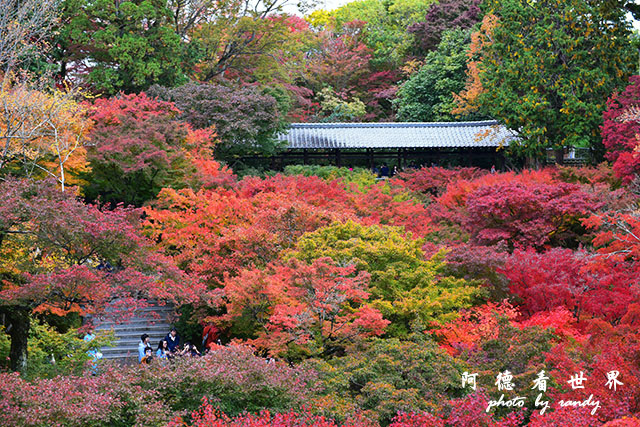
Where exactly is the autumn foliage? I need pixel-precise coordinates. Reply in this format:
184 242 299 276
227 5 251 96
219 258 388 357
3 92 640 427
0 79 92 191
603 75 640 183
4 0 640 422
3 151 640 426
84 92 221 206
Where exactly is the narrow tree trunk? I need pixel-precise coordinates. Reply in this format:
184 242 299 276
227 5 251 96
59 60 67 80
7 307 30 373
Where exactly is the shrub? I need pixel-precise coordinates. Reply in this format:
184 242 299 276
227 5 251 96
602 75 640 183
303 337 467 426
463 180 601 249
390 392 523 427
441 243 510 299
501 248 640 322
390 167 486 199
551 164 621 189
132 345 317 416
431 171 602 250
0 345 317 426
169 400 375 427
22 319 114 378
283 165 376 192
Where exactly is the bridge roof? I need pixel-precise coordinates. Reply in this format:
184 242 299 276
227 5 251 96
278 121 516 149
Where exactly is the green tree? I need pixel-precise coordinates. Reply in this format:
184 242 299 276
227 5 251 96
304 336 467 426
54 0 195 94
192 5 315 81
394 28 477 122
460 0 636 163
317 87 367 122
289 221 482 337
308 0 436 70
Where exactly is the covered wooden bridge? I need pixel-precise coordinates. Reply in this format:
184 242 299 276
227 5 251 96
265 120 516 170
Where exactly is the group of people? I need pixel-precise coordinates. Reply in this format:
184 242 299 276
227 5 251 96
371 162 427 178
371 163 499 177
371 163 397 178
138 324 221 364
138 327 201 364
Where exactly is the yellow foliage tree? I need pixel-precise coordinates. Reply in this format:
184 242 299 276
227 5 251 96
452 13 498 116
0 79 92 191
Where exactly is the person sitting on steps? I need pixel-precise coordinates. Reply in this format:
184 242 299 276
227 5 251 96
138 333 150 362
164 327 181 353
156 339 171 359
179 342 201 357
140 347 154 364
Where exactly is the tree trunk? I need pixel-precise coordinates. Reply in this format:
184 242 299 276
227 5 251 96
6 307 30 373
526 155 539 169
554 148 565 165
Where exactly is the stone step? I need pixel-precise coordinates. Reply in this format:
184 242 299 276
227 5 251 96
102 355 132 360
96 330 167 337
96 322 171 331
102 300 174 310
102 355 136 361
97 315 173 322
101 346 158 355
112 331 167 340
95 323 173 331
100 311 174 318
96 309 175 319
101 329 170 341
96 317 172 324
100 347 139 356
98 326 170 335
96 318 171 325
101 351 138 360
110 337 168 347
93 300 176 361
95 313 175 324
100 343 169 359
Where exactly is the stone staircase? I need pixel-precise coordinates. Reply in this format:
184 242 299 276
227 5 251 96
94 302 176 361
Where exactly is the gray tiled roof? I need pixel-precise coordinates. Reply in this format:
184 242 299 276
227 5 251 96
279 121 516 149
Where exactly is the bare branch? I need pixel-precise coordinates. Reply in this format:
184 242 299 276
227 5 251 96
0 0 60 73
0 79 91 191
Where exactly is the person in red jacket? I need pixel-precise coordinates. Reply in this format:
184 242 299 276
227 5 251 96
202 323 220 351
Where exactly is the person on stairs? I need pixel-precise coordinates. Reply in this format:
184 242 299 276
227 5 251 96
156 339 171 360
164 327 181 354
179 342 201 357
138 334 150 362
140 347 154 365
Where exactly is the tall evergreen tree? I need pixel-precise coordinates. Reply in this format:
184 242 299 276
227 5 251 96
456 0 636 163
54 0 196 94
